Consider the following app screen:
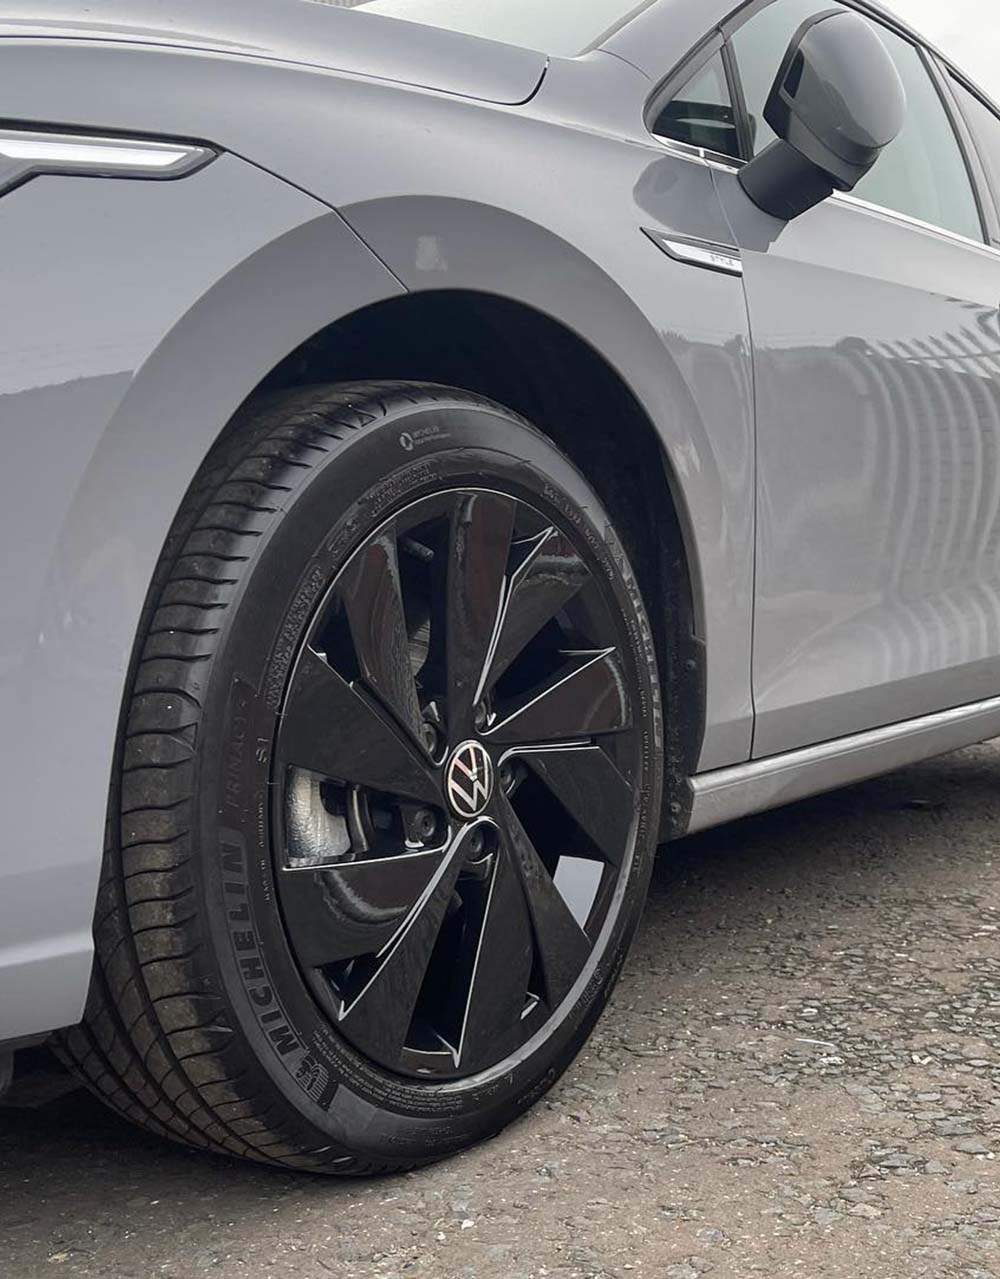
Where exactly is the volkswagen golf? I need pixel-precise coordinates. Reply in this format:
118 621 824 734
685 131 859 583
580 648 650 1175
3 0 1000 1173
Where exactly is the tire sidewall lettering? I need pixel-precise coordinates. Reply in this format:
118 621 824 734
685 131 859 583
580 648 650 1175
202 399 663 1146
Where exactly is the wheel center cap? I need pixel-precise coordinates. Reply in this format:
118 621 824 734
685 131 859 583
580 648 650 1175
445 740 494 820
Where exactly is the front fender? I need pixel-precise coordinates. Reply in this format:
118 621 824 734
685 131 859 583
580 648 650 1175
0 154 401 1041
0 43 756 784
342 191 755 773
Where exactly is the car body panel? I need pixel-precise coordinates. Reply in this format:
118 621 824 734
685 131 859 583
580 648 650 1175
2 0 1000 1046
339 54 757 770
699 0 1000 759
0 24 758 1044
0 155 403 1038
0 35 758 774
716 175 1000 757
0 0 548 105
602 0 738 82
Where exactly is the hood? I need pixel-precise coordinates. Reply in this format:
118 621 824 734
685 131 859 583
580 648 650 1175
0 0 548 105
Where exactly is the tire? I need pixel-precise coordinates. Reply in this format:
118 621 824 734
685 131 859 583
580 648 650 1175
57 382 663 1173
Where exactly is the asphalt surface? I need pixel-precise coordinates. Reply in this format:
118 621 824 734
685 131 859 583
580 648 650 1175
4 743 1000 1278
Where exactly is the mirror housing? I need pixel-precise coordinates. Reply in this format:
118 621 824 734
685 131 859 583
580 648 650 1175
738 9 906 221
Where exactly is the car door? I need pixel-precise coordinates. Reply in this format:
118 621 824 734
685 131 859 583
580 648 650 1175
706 0 1000 758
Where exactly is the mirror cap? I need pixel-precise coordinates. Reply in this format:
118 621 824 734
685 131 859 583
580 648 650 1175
739 8 907 221
766 9 907 192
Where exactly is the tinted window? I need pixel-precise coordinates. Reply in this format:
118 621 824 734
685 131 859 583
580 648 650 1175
337 0 656 57
951 77 1000 226
852 27 982 241
730 0 837 154
731 0 984 241
652 52 741 161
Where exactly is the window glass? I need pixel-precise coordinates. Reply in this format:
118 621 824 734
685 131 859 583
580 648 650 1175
730 0 835 154
652 51 741 160
731 0 984 241
950 77 1000 225
852 27 982 240
330 0 656 57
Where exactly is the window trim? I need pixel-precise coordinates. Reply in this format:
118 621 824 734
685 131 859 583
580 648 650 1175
831 190 1000 258
646 0 995 248
940 64 1000 247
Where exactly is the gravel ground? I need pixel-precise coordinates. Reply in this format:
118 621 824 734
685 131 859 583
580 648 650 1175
4 743 1000 1279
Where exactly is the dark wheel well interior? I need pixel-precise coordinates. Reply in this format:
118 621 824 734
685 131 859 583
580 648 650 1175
259 291 704 837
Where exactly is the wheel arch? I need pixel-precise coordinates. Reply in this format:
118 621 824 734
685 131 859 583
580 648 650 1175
98 275 713 861
256 288 708 834
11 207 721 1044
0 198 404 1043
107 276 711 864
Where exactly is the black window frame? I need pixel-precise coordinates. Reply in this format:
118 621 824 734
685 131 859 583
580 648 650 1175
646 31 743 166
646 0 995 247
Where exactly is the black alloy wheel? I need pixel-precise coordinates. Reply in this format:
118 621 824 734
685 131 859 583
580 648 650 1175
275 488 640 1079
62 383 663 1172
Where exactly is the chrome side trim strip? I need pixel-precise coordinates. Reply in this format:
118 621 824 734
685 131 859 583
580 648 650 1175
687 694 1000 834
0 129 214 198
643 228 743 276
652 136 743 175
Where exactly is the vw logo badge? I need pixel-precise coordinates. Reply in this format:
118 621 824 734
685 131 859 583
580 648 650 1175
445 741 494 819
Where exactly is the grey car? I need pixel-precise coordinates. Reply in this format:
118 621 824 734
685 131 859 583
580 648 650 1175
3 0 1000 1173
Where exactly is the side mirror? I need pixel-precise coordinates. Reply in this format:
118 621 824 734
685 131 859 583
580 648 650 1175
738 10 906 221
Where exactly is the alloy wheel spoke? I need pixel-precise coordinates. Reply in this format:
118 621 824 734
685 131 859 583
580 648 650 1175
481 527 589 694
455 839 534 1073
278 646 440 804
337 526 425 746
447 492 516 733
514 745 637 865
336 829 472 1067
498 797 592 1009
279 849 447 968
486 649 631 746
274 486 643 1079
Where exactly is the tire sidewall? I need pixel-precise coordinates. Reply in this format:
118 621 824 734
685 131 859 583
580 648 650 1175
196 394 662 1161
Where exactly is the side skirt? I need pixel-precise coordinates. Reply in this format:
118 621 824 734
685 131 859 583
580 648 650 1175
686 694 1000 834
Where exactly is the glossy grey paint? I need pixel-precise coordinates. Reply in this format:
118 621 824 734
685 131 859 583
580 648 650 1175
623 0 1000 760
339 54 757 770
0 0 548 104
0 1 758 1043
2 0 1000 1044
0 157 402 1037
0 11 759 773
718 175 1000 757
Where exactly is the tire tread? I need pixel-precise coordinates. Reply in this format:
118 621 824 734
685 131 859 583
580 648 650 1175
56 383 467 1173
55 380 642 1177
